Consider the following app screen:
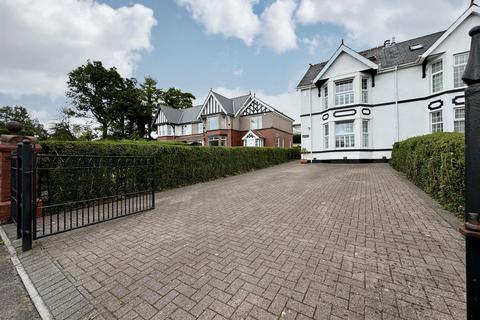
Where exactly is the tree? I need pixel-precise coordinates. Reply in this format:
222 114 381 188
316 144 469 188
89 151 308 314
78 127 97 141
161 87 195 109
140 76 162 138
66 61 124 138
49 107 77 141
0 105 48 139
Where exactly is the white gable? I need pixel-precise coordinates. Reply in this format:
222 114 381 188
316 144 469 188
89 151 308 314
155 110 168 124
200 92 227 116
321 52 373 79
430 11 480 56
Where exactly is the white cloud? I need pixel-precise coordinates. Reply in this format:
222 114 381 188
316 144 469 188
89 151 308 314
176 0 261 45
0 0 157 97
197 87 300 123
301 36 319 56
177 0 299 53
232 67 244 77
259 0 298 54
296 0 466 46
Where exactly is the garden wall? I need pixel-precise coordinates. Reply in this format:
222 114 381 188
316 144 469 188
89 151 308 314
390 132 465 216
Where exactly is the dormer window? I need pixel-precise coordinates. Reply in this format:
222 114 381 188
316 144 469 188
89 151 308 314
335 79 354 106
431 60 443 93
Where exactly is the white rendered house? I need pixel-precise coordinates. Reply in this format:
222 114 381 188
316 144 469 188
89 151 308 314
297 5 478 162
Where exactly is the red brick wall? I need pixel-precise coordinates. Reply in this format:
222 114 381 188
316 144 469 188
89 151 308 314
255 128 293 148
157 136 176 141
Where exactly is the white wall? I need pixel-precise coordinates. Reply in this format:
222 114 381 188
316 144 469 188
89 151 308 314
299 11 479 161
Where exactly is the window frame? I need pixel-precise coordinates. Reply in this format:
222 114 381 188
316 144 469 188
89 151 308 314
335 120 355 149
207 115 219 131
323 85 328 110
323 123 329 149
208 135 227 146
361 77 368 104
454 52 469 89
335 79 355 106
454 107 465 133
430 110 444 133
250 115 262 130
431 60 443 93
362 119 369 148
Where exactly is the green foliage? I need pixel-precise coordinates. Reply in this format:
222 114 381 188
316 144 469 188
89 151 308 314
40 141 300 200
390 132 465 215
66 60 124 138
0 105 48 139
161 87 196 109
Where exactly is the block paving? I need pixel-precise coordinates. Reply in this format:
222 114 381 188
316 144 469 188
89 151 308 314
14 163 466 319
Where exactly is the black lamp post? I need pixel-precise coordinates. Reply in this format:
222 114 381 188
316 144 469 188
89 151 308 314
461 25 480 320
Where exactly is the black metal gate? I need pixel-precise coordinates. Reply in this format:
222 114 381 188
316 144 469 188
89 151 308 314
11 140 155 251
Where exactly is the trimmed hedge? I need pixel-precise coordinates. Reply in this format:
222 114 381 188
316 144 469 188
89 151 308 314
390 132 464 215
39 141 300 203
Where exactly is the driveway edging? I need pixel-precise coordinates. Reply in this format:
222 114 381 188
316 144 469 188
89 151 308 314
0 226 52 320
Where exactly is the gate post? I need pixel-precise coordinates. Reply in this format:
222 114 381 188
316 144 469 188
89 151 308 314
21 140 33 251
461 25 480 320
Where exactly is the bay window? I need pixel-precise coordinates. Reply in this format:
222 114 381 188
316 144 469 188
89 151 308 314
335 120 355 148
323 123 329 149
454 53 469 88
362 120 369 148
430 110 443 133
335 80 354 106
361 78 368 103
250 116 262 129
454 107 465 133
207 116 219 130
208 135 226 146
431 60 443 93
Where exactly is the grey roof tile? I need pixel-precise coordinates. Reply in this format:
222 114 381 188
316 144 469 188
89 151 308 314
297 31 445 88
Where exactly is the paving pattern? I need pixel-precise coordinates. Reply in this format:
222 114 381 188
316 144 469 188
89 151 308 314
16 163 466 319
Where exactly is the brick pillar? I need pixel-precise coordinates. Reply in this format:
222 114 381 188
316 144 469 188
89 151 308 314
0 121 41 224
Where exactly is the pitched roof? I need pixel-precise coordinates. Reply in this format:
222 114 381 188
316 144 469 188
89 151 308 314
178 105 202 123
154 104 202 125
232 94 251 114
297 30 445 88
211 91 234 114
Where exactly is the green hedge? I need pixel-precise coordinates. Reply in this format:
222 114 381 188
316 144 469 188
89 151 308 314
390 132 464 215
39 141 300 204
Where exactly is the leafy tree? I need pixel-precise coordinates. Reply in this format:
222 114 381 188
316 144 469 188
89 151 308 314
161 87 195 109
66 60 124 138
140 76 162 138
78 127 97 141
49 108 77 141
0 105 48 139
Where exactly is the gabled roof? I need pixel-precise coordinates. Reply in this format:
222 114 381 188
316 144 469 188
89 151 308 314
420 5 480 61
211 91 234 115
153 104 202 125
242 129 265 140
297 31 445 88
312 44 378 84
232 94 251 114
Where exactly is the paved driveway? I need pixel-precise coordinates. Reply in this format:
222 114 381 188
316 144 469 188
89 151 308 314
13 163 466 319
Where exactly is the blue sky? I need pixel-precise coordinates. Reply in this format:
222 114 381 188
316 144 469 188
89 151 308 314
0 0 466 126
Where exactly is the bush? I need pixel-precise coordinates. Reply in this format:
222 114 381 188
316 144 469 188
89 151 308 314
38 140 300 204
390 132 464 215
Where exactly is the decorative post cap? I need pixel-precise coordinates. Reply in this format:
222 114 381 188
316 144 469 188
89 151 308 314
5 121 22 134
462 26 480 85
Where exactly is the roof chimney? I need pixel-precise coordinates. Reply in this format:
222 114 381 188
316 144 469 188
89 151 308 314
391 36 396 45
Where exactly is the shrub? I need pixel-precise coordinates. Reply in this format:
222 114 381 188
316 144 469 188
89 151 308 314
38 140 300 204
390 132 465 215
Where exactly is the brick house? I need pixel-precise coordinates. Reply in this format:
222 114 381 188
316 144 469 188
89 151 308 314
154 90 294 147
